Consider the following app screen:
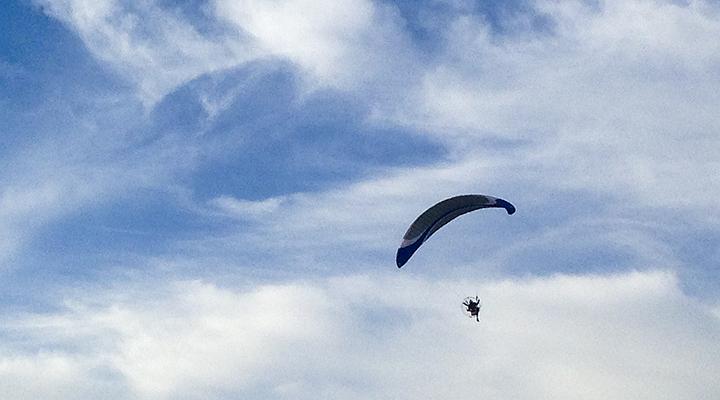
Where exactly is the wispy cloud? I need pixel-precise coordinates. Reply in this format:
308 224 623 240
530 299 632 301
35 0 258 106
212 0 419 92
0 113 195 267
209 195 286 220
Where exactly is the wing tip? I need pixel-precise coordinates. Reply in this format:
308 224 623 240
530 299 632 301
396 251 408 268
396 240 422 268
495 198 516 215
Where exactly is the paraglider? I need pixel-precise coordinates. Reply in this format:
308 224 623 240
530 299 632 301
463 296 482 322
396 194 515 323
396 194 515 268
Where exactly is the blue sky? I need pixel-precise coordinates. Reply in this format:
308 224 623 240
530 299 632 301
1 0 720 398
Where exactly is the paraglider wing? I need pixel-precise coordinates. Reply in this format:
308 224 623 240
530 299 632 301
396 194 515 268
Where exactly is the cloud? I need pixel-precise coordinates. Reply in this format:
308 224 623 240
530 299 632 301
208 195 286 220
33 0 720 218
0 117 195 267
1 270 718 399
175 156 517 275
6 3 719 397
19 0 719 288
212 0 418 94
379 0 720 215
35 0 258 106
35 0 422 107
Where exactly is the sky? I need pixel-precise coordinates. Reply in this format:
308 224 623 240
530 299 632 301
1 0 719 398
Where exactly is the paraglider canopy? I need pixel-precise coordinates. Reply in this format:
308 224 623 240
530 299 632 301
396 194 515 268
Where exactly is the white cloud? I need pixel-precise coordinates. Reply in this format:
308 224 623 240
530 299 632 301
35 0 259 106
1 270 718 399
182 156 518 273
8 2 719 396
213 0 373 79
34 0 720 218
208 195 286 220
35 0 418 106
377 0 720 215
212 0 417 93
23 0 720 281
0 125 194 267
